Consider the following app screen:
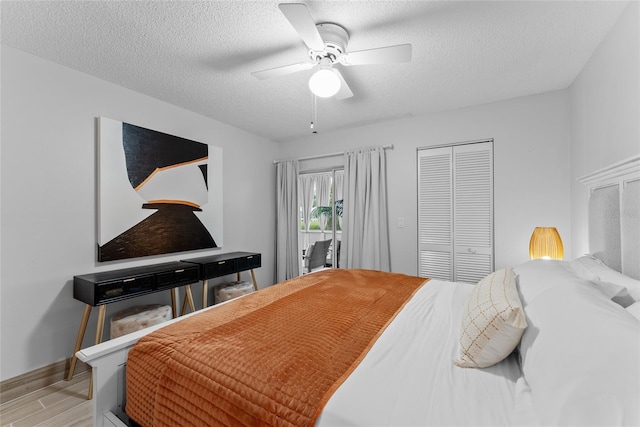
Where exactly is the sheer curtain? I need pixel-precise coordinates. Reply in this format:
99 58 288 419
335 170 344 229
340 147 391 271
316 173 332 232
298 174 315 249
276 160 300 282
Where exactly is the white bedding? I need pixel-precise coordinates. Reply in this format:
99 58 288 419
317 279 537 426
515 260 640 426
81 262 639 427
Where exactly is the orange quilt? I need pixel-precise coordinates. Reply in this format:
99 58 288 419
126 269 427 426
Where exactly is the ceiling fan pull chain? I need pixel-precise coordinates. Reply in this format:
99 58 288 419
310 94 318 134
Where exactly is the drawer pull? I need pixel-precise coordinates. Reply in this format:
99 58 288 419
123 278 136 283
174 269 185 273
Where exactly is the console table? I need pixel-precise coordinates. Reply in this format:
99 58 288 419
68 252 261 399
182 251 261 308
68 261 200 398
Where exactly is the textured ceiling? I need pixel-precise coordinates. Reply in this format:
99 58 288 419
1 1 629 142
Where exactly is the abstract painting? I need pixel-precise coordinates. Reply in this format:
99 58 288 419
97 117 223 262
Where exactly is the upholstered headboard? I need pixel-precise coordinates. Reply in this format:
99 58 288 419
579 155 640 280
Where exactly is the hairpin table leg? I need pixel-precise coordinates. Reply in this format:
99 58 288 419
66 304 92 381
250 269 258 292
171 288 178 318
180 285 196 315
202 279 209 309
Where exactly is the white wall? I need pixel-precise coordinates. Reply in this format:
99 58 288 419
0 46 278 381
570 2 640 258
279 90 572 275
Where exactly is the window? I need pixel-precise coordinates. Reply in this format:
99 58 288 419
299 169 343 273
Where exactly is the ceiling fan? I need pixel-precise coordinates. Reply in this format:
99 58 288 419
252 3 412 100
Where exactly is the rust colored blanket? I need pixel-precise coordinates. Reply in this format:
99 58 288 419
126 269 427 427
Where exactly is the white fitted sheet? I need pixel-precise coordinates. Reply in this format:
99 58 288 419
317 279 538 426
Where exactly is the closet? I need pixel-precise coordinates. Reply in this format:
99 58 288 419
417 141 494 283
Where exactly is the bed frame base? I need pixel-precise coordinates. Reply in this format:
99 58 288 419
77 304 213 426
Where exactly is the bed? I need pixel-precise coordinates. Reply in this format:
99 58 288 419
78 156 640 427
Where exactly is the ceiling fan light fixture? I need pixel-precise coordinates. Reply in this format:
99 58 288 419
308 68 341 98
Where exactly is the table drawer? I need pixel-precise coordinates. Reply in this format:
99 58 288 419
236 254 261 271
156 265 200 290
203 259 237 278
95 274 155 305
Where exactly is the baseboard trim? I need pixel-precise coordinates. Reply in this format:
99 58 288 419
0 358 90 403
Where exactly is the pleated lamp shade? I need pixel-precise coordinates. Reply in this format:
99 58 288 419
529 227 564 260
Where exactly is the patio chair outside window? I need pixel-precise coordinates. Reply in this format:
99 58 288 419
304 239 332 273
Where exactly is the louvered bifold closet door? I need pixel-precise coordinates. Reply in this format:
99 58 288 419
418 147 453 281
453 143 494 283
418 141 493 283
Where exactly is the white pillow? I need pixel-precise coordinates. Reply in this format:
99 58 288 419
627 301 640 321
602 282 636 308
514 260 584 307
572 255 640 301
516 258 635 308
567 257 600 282
518 282 640 426
454 268 527 368
570 257 635 307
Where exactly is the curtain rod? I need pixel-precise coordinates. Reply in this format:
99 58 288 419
273 144 394 164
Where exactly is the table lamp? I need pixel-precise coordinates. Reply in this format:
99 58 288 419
529 227 564 260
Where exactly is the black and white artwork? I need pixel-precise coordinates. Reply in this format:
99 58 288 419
97 117 223 262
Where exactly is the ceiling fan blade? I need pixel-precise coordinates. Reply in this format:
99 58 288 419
334 69 353 100
252 61 315 80
341 43 412 66
278 3 325 51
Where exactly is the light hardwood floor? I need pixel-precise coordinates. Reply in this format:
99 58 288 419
0 371 92 427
